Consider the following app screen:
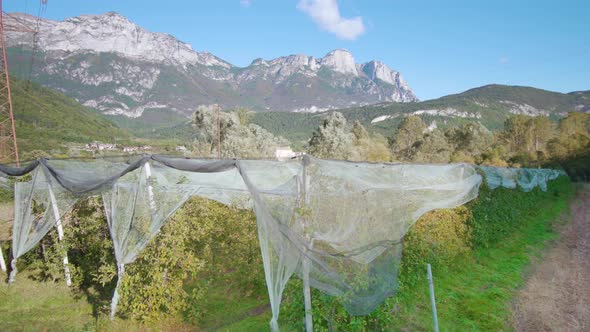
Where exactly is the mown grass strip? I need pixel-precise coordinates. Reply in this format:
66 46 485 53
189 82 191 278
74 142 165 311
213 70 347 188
390 179 575 331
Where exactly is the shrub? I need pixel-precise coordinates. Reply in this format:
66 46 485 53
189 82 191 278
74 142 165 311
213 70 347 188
401 206 472 279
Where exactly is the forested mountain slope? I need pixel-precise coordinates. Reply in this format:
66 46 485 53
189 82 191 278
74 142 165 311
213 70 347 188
10 78 130 156
251 84 590 144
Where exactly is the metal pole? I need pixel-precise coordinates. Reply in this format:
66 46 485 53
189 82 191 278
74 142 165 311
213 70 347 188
0 241 6 272
0 2 21 165
301 158 313 332
303 257 313 332
144 161 156 211
427 264 439 332
47 184 72 286
216 105 221 159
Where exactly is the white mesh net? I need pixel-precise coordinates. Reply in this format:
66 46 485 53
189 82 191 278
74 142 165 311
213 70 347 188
479 166 565 192
239 157 482 327
0 155 566 330
9 166 77 283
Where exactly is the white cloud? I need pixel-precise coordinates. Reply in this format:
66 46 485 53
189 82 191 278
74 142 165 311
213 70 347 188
240 0 252 7
297 0 365 40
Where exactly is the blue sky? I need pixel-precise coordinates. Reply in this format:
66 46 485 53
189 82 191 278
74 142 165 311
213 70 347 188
6 0 590 100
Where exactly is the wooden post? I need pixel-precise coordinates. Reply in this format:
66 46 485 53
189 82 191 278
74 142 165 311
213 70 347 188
301 157 313 332
427 264 439 332
47 184 72 286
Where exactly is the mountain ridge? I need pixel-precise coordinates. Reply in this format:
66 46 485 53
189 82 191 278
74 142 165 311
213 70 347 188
5 11 416 120
248 84 590 145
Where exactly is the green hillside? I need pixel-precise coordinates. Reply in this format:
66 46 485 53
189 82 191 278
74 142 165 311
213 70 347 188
250 85 589 145
10 78 130 156
10 79 585 154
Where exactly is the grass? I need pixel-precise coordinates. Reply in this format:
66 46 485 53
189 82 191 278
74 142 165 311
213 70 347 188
0 271 197 332
0 272 94 331
388 180 575 331
187 279 270 331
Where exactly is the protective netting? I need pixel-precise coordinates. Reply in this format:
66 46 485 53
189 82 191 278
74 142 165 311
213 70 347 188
239 158 482 327
9 166 77 283
0 156 566 331
478 166 565 191
102 159 250 317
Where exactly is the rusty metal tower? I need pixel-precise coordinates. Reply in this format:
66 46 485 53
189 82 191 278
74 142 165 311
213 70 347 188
0 1 24 165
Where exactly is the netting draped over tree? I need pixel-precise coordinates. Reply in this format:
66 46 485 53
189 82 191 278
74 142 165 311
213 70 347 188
102 158 250 318
238 158 483 328
0 155 565 331
9 165 77 282
478 166 565 191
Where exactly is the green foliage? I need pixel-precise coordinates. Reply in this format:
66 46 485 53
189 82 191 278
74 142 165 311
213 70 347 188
20 196 263 325
251 112 323 147
547 150 590 181
351 132 392 162
402 207 472 273
545 112 590 179
383 112 588 168
499 115 556 164
10 78 130 153
308 112 354 159
178 198 265 325
118 212 205 321
19 197 117 315
0 186 14 203
351 120 369 141
192 105 289 158
249 85 587 145
234 108 254 126
388 117 493 164
307 113 392 161
467 179 558 248
413 129 454 163
389 115 426 161
447 122 495 162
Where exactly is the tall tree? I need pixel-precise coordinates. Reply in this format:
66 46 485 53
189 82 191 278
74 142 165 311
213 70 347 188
444 122 495 163
529 116 555 158
548 112 590 159
501 115 531 156
413 129 453 163
390 116 426 161
351 120 369 141
350 120 392 162
235 108 253 126
192 105 288 158
500 115 556 163
308 112 354 159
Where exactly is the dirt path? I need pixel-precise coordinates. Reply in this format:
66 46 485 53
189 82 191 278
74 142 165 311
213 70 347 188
513 184 590 331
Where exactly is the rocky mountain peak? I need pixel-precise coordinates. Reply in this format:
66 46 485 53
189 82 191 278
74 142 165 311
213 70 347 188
4 12 232 69
274 54 318 71
361 60 400 86
250 58 267 66
6 12 417 117
320 49 358 76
